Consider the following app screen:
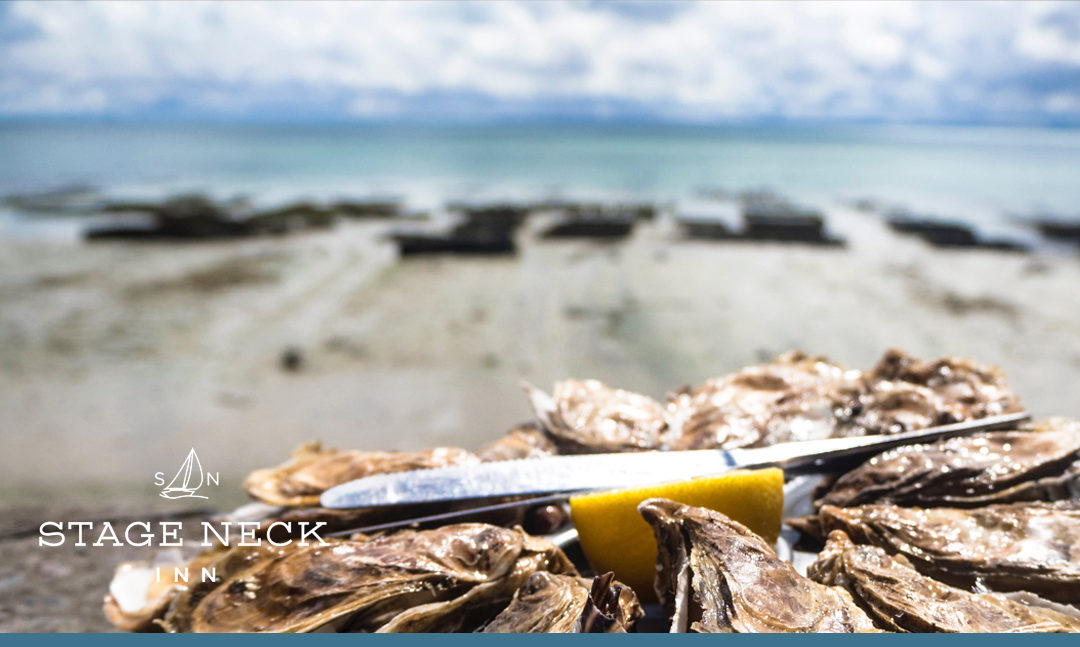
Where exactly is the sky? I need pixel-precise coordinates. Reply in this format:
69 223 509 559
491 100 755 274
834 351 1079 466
2 1 1080 125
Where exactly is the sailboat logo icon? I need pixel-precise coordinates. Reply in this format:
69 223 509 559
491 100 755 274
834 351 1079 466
155 448 219 500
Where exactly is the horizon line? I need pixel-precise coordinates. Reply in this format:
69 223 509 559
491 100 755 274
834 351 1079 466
2 114 1080 130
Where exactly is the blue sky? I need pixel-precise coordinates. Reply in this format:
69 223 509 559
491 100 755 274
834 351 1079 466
2 1 1080 125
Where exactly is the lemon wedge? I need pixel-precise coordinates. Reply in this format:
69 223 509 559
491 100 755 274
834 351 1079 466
568 467 784 601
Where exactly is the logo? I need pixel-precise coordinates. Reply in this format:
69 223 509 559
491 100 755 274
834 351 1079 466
154 447 219 500
40 446 325 552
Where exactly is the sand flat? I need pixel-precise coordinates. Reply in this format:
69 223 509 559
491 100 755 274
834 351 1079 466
1 207 1078 500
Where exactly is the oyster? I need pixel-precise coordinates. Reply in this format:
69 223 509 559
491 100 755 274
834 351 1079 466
525 379 668 453
815 420 1080 509
243 441 479 506
638 498 879 633
159 523 575 633
481 571 642 633
104 561 187 632
160 543 294 632
476 422 557 461
808 530 1080 632
831 349 1023 437
524 350 1021 453
104 543 288 632
664 351 855 449
791 502 1080 603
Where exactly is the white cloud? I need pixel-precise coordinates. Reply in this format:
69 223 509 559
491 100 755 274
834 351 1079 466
0 0 1078 122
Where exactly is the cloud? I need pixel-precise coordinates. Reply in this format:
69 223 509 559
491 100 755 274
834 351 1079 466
1 0 1079 124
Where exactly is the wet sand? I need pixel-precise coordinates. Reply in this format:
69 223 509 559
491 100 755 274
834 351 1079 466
1 202 1079 630
2 205 1079 497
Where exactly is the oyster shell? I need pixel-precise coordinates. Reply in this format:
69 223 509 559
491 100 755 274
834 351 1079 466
808 530 1080 632
104 561 184 632
791 502 1080 604
814 419 1080 509
525 380 668 453
523 350 1021 453
638 498 880 633
786 503 1080 604
161 543 293 632
664 351 854 449
831 348 1023 437
243 441 479 506
481 571 642 633
104 543 285 632
159 523 575 632
476 422 558 461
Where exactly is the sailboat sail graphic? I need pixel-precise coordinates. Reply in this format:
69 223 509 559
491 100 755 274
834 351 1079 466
160 448 209 499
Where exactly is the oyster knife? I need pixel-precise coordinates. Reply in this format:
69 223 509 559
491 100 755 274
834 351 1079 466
320 412 1028 509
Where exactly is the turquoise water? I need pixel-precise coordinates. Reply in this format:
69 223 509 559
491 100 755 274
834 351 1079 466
2 122 1079 216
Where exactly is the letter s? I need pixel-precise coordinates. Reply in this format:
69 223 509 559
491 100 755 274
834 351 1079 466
39 521 64 547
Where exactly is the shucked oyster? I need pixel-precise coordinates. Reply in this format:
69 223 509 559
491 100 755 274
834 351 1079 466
793 502 1080 604
155 523 575 632
243 441 479 506
481 571 643 633
664 351 856 450
814 419 1080 509
808 530 1080 633
638 498 879 633
525 379 668 453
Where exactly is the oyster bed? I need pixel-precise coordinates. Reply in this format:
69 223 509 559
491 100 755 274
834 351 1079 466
104 349 1080 633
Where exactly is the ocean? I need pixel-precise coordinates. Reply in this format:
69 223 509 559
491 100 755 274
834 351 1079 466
2 121 1079 232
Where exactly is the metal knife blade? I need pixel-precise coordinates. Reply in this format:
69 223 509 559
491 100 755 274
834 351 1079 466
319 411 1029 509
321 448 737 509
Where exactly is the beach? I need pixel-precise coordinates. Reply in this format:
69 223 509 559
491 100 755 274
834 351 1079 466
2 122 1080 631
2 196 1079 630
3 199 1079 496
3 197 1080 630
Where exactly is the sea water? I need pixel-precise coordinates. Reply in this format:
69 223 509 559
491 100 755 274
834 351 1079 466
1 121 1079 233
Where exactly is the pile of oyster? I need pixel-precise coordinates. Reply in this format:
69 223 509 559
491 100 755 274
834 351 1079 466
105 349 1080 633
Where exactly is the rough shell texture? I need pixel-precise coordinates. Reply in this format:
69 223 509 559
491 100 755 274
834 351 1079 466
524 349 1022 453
243 442 479 506
480 571 642 633
153 523 575 633
800 502 1080 603
808 530 1080 633
525 380 668 453
664 351 854 449
104 543 287 632
815 420 1080 509
638 498 879 633
476 423 558 462
831 348 1024 437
